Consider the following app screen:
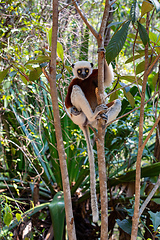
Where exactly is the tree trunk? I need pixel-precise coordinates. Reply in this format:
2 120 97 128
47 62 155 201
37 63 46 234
49 0 77 239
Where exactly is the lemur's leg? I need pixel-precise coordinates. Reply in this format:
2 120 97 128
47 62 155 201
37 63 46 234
104 99 121 123
71 85 108 123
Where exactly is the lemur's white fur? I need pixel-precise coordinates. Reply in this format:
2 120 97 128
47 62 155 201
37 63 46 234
65 60 121 222
72 61 93 79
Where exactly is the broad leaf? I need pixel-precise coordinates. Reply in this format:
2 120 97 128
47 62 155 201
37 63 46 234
29 67 42 81
119 75 142 85
138 21 149 46
3 212 13 227
141 0 154 17
49 192 65 240
149 32 158 43
25 56 51 65
149 211 160 232
117 219 144 238
3 205 13 227
125 49 152 64
136 56 156 74
117 219 132 235
106 21 130 64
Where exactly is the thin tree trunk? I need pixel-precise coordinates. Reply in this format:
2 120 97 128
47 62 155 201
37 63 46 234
96 1 110 239
49 1 77 239
131 13 149 240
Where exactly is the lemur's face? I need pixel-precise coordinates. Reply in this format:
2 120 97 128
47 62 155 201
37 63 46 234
72 61 93 80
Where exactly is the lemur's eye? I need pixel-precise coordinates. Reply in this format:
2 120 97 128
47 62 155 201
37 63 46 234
77 69 82 74
85 69 89 73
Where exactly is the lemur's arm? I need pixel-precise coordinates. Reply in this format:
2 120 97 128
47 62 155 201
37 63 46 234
70 85 107 123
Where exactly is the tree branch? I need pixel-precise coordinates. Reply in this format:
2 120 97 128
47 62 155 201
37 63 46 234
72 0 98 39
139 175 160 217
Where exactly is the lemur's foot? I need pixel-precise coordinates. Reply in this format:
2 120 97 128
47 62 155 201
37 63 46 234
95 104 108 114
96 112 108 121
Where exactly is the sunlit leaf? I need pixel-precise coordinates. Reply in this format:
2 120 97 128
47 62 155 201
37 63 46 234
119 75 142 85
4 212 13 227
3 206 13 227
57 42 64 62
149 32 158 43
46 27 52 47
16 213 21 222
29 67 42 81
141 0 154 17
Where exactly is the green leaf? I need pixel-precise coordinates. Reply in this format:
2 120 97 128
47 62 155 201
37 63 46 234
3 212 13 227
117 219 132 235
57 42 64 62
3 206 13 227
141 0 154 17
136 56 156 74
19 74 28 85
49 192 65 240
0 68 9 83
106 21 130 64
149 0 160 12
149 32 158 43
130 1 139 23
116 219 144 238
137 21 149 46
29 67 42 81
46 27 52 47
149 211 160 232
136 60 145 74
16 213 21 222
25 56 51 65
119 75 142 85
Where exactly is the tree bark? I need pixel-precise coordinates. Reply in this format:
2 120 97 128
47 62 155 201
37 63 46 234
96 1 110 239
49 1 77 239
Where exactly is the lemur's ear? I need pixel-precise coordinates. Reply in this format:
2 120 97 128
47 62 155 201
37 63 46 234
71 64 75 68
90 63 94 68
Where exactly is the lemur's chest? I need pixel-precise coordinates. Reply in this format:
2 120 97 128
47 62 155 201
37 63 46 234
80 78 98 110
65 69 98 111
